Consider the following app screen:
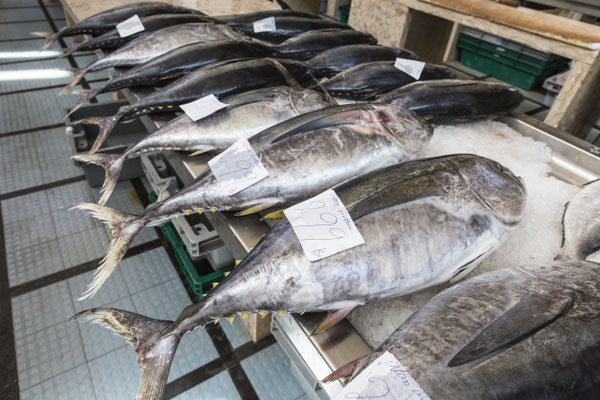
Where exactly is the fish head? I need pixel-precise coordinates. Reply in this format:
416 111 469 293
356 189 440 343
370 104 434 158
454 155 527 226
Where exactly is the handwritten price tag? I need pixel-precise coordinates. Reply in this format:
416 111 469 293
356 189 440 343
116 15 145 38
333 352 430 400
253 16 276 33
208 139 269 195
284 189 364 262
180 94 228 122
394 58 425 80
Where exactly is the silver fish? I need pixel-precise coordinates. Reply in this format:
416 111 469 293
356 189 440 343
62 23 246 92
74 104 433 298
73 153 526 400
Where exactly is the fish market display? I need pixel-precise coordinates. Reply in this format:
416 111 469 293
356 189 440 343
320 61 456 99
325 181 600 399
74 154 525 399
59 13 217 58
379 80 524 124
62 23 246 92
76 58 316 153
32 1 204 50
308 44 418 77
276 29 377 60
227 16 351 44
73 86 329 204
74 104 433 297
218 9 320 24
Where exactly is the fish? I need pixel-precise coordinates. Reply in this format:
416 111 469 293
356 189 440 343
74 58 316 154
320 61 456 99
228 16 352 44
308 44 418 77
31 1 205 50
66 40 282 115
324 260 600 399
276 29 377 60
73 153 526 400
218 9 320 24
73 86 329 204
59 13 217 58
62 23 246 92
378 80 524 124
73 103 433 297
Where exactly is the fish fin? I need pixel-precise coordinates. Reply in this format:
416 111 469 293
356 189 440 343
262 209 285 220
188 146 216 157
61 62 96 93
448 293 576 367
72 203 144 299
73 308 179 400
31 31 59 51
313 306 357 335
276 0 291 10
71 153 124 205
70 116 119 153
65 88 102 119
321 356 369 383
264 58 300 88
235 202 279 216
57 48 76 59
311 74 338 106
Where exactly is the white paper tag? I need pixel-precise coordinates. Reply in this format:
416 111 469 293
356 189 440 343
116 15 145 38
333 352 431 400
284 189 364 262
180 94 228 122
394 58 425 80
208 139 269 196
253 16 276 33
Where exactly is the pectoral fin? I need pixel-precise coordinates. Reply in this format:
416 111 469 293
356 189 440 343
449 293 576 367
235 202 279 216
262 209 285 220
313 306 357 335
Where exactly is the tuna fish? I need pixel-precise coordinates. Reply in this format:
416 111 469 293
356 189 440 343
73 86 329 204
73 103 433 298
320 61 456 99
308 44 418 77
59 13 217 58
276 29 377 60
379 80 524 124
31 2 205 50
74 58 316 153
73 153 526 399
218 9 320 24
62 23 246 92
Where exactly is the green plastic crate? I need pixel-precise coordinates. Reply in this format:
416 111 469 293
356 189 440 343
339 5 350 24
148 191 233 298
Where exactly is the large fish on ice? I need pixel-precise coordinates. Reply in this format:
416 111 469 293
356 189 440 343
74 104 433 297
74 153 526 400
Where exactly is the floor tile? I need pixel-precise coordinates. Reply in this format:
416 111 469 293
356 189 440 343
77 296 136 361
46 180 95 212
241 344 304 400
3 212 57 251
173 371 242 400
0 132 43 194
0 0 40 8
19 364 96 400
6 239 64 287
88 346 140 400
120 247 178 294
69 268 131 312
34 127 82 183
0 54 73 91
57 225 110 268
15 320 86 389
52 207 102 237
219 318 251 349
92 181 145 214
0 7 46 23
1 189 49 224
11 280 75 338
0 21 51 41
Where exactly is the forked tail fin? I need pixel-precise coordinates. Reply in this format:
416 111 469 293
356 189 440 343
58 47 76 59
72 203 145 299
70 116 119 153
321 355 369 383
60 62 96 94
31 31 60 51
65 87 102 119
73 308 180 400
71 153 125 205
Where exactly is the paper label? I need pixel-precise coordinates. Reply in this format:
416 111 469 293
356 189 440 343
394 58 425 80
208 139 269 195
180 94 228 122
253 16 276 33
333 352 431 400
116 15 145 38
284 189 364 262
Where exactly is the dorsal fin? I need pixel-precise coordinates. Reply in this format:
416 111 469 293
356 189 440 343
448 293 576 367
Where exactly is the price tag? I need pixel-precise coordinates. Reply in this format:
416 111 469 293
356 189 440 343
208 139 269 195
180 94 228 122
116 15 145 38
333 352 431 400
284 189 364 262
253 16 276 33
394 58 425 80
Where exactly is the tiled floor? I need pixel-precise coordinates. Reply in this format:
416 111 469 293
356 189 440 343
0 1 306 399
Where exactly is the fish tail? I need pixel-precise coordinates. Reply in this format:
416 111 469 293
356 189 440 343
65 88 102 118
58 47 76 59
72 203 144 299
71 153 124 205
73 308 179 400
321 355 369 383
31 31 60 51
60 62 95 94
71 115 119 153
